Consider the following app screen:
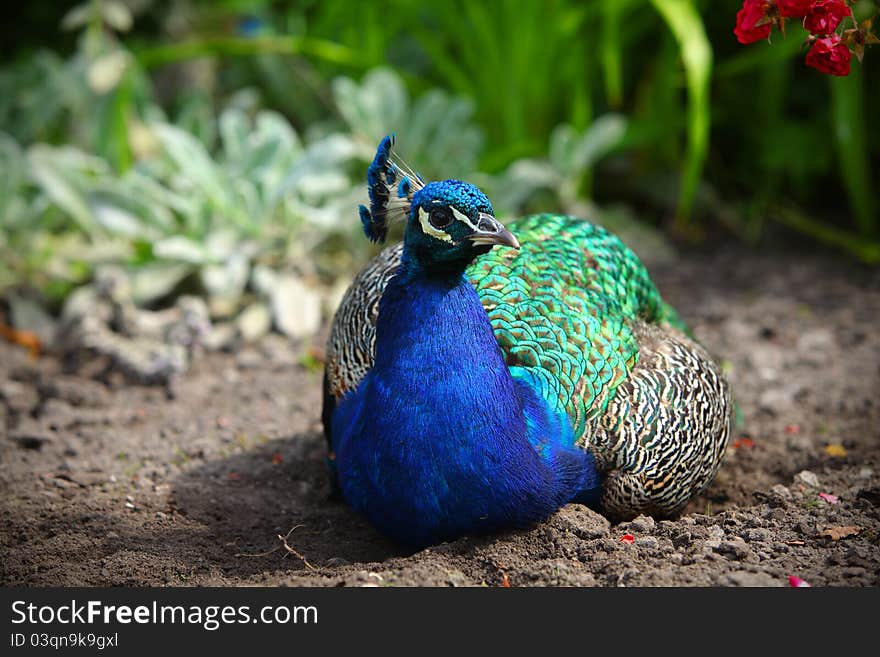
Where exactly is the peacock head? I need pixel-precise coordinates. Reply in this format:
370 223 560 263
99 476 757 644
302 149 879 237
358 135 519 270
406 179 519 267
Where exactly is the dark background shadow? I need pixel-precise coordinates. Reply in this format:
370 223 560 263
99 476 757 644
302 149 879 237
170 431 406 579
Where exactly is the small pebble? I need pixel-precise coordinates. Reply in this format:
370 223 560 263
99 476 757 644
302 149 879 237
795 470 820 489
742 528 772 542
624 515 656 533
717 538 752 561
769 484 792 499
634 536 659 549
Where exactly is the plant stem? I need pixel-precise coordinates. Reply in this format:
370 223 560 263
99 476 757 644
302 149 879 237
772 205 880 264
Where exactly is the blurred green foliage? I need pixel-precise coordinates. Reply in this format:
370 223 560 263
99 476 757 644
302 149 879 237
1 0 878 314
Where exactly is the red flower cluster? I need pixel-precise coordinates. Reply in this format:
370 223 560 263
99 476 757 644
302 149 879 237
804 1 851 35
734 0 878 77
806 35 852 75
734 1 772 44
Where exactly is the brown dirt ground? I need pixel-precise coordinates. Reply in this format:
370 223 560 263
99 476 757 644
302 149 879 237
2 243 879 587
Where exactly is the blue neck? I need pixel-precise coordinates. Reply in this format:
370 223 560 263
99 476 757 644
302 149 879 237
332 258 599 546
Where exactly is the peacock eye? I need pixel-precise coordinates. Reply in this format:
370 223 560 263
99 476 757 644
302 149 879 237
428 207 454 229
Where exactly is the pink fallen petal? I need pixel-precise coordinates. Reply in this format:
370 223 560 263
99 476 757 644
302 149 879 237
818 493 840 504
788 576 811 588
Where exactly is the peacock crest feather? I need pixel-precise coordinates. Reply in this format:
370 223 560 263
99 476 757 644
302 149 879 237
358 134 425 243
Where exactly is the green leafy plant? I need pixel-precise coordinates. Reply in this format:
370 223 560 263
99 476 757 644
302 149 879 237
487 115 629 215
3 0 879 313
0 65 492 321
332 67 484 181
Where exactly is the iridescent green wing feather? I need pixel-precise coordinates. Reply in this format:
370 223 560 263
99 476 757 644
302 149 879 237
466 214 676 442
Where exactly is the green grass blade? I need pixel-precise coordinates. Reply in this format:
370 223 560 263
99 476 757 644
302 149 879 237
600 3 624 108
772 204 880 264
600 0 641 108
829 65 876 237
649 0 712 231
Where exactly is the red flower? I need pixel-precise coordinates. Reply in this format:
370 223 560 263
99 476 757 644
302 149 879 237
735 0 772 44
805 0 852 35
806 35 852 75
776 0 812 18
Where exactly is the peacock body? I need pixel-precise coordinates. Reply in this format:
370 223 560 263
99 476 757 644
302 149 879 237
323 136 731 547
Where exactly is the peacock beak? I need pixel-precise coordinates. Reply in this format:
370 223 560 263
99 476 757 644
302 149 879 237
468 213 521 250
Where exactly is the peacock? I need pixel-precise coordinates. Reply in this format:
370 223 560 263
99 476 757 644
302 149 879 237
322 135 731 547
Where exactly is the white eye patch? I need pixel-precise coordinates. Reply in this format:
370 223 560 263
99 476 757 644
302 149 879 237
450 207 479 231
418 207 454 243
